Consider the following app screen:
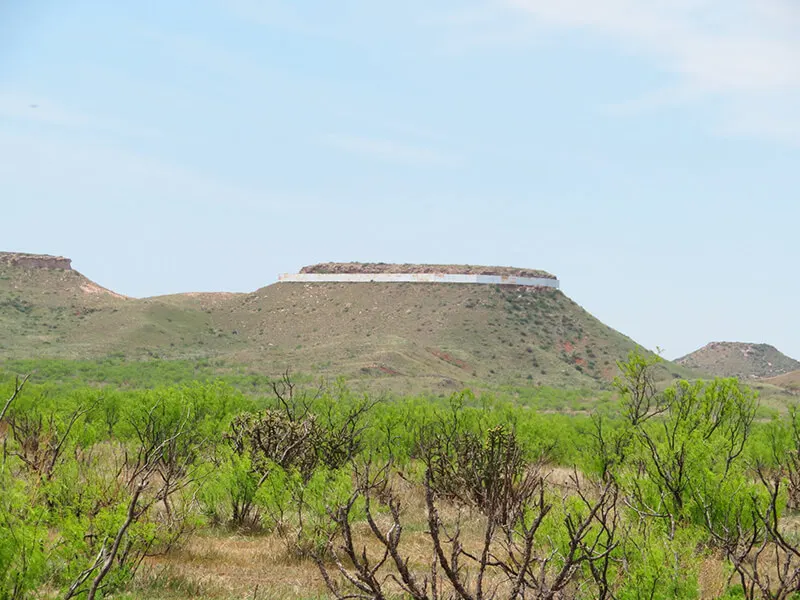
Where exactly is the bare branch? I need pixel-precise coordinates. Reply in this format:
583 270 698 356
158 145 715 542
0 374 29 423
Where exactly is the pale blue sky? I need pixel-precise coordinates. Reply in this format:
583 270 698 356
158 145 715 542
1 0 798 360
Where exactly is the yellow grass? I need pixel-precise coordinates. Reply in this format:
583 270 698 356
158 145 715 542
141 533 328 599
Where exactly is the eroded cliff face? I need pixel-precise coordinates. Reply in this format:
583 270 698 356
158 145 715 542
0 252 73 270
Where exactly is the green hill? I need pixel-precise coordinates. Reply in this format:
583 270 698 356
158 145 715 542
0 257 232 361
0 253 691 391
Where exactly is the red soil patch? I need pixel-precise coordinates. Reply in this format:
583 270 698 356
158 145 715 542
377 365 401 376
427 348 470 371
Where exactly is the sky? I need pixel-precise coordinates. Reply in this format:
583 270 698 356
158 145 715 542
1 0 798 361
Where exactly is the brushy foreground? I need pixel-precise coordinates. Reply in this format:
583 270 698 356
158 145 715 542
2 355 800 600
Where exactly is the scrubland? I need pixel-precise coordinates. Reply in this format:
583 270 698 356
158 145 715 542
2 355 800 599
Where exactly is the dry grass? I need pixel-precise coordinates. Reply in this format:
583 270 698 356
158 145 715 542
763 369 800 393
141 532 329 599
698 556 729 600
139 473 507 600
136 468 602 600
129 471 800 599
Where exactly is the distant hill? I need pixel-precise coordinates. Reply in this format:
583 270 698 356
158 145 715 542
762 370 800 393
0 253 228 361
676 342 800 380
0 253 692 391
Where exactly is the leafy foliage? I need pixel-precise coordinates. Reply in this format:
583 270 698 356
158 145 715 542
1 355 799 599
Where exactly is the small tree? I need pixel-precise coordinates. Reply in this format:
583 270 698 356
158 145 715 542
316 417 621 600
612 353 758 534
64 401 198 600
217 374 374 529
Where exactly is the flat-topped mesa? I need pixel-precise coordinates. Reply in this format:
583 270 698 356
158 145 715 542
0 252 72 270
282 262 559 288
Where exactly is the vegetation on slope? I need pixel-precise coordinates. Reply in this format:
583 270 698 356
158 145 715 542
0 262 244 362
0 260 691 390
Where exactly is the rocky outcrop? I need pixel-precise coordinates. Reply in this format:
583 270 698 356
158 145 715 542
0 252 72 270
301 262 556 280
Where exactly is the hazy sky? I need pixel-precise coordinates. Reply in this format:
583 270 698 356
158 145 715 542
1 0 798 360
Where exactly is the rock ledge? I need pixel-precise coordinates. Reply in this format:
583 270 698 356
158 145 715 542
0 252 72 270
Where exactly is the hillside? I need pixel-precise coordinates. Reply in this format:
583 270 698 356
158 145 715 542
0 254 126 356
0 254 690 390
0 254 239 361
676 342 800 379
200 279 696 390
762 370 800 393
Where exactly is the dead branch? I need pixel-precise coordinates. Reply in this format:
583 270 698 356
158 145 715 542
0 374 29 423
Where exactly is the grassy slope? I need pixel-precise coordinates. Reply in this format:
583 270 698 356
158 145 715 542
193 282 696 391
0 264 126 355
763 370 800 393
1 264 691 391
0 265 237 360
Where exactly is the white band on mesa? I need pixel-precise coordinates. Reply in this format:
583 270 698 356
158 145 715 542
278 272 559 288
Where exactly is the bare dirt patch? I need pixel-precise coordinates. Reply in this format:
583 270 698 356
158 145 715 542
427 348 470 371
81 282 129 299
